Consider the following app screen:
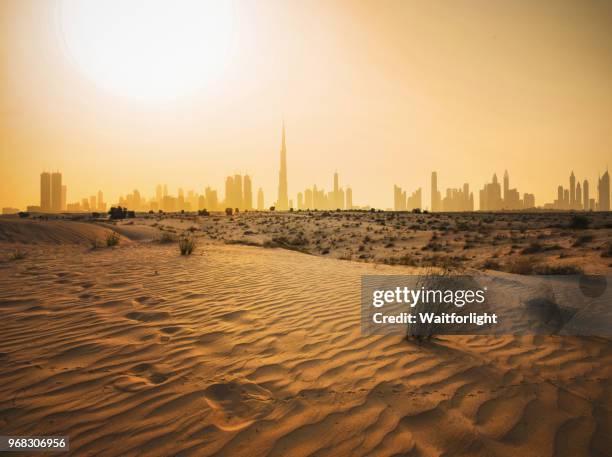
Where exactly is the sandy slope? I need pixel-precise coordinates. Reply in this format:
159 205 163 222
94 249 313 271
0 222 610 456
0 218 126 245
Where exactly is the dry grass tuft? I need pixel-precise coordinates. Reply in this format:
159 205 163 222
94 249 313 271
179 235 196 255
106 231 120 247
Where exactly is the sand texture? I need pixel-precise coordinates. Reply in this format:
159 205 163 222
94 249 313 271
0 216 611 456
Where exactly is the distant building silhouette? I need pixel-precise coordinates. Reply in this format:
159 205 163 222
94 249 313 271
297 172 354 210
546 172 607 211
503 170 509 202
480 171 531 210
51 172 62 212
96 190 104 211
570 171 576 208
430 172 441 212
225 176 234 209
61 185 67 211
479 174 502 211
233 174 243 209
442 184 473 211
257 188 264 210
599 169 610 211
205 187 218 211
40 172 51 212
394 185 422 211
276 123 289 211
243 175 253 210
523 193 535 209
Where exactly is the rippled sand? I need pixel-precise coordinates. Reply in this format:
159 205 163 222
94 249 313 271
0 221 611 456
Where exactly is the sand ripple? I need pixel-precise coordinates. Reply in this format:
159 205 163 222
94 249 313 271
0 243 610 456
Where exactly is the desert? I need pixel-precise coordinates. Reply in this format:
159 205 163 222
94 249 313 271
0 211 610 456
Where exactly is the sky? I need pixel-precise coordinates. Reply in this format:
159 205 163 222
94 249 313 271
1 0 611 210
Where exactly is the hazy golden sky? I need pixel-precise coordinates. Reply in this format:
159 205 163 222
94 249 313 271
1 0 611 209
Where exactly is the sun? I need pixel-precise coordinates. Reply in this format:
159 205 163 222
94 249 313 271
58 0 236 101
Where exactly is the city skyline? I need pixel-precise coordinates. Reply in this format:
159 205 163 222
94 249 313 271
2 1 612 211
6 124 611 213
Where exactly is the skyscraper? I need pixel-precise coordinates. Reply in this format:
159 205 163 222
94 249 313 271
97 190 104 211
503 170 509 201
570 171 576 208
225 176 234 209
277 123 289 211
598 169 610 211
156 185 162 204
257 188 264 210
333 171 340 208
51 171 62 212
576 182 582 210
40 172 51 212
233 174 243 209
479 174 502 211
430 172 441 212
346 187 353 209
583 179 589 211
61 185 67 211
205 187 218 211
243 175 253 210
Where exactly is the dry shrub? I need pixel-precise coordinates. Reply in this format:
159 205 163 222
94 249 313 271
106 231 120 247
179 235 196 255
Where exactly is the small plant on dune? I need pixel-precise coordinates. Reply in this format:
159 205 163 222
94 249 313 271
569 215 590 230
179 235 196 255
482 259 501 271
572 234 594 247
520 242 544 255
405 266 450 342
534 264 583 275
106 231 120 247
158 232 174 244
506 257 537 275
9 250 26 261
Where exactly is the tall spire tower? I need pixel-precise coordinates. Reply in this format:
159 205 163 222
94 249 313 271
277 122 289 210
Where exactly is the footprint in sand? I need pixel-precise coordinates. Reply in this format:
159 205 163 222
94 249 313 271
160 326 182 335
113 363 170 393
203 380 274 431
125 311 170 322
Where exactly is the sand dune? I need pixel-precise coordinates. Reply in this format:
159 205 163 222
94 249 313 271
0 218 126 245
1 227 610 456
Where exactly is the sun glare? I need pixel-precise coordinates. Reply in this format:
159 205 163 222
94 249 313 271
58 0 236 100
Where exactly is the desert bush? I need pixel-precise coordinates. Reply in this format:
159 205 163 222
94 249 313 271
106 231 120 247
507 257 537 275
109 206 128 220
572 234 594 247
482 259 501 270
405 270 483 341
159 232 174 243
266 235 309 251
569 215 590 229
601 242 612 258
8 250 26 261
520 242 540 255
225 239 262 247
179 235 196 255
534 264 583 275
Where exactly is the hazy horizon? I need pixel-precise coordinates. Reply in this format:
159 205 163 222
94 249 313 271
1 0 612 210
